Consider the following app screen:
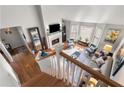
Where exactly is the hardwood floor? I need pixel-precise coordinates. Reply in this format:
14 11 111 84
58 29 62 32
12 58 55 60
10 51 69 87
22 73 69 87
10 52 41 84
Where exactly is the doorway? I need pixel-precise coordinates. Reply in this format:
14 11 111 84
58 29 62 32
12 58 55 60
0 26 29 56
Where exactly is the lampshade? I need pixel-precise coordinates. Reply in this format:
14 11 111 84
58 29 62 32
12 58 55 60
88 77 98 87
120 48 124 56
103 44 112 53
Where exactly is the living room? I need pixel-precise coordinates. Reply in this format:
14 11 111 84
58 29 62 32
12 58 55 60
0 5 124 87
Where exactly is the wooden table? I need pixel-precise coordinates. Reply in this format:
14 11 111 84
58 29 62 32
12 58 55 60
35 41 86 61
35 48 56 61
34 41 87 59
63 42 87 50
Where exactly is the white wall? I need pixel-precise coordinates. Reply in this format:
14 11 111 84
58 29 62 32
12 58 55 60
1 5 43 43
41 5 124 51
111 38 124 86
0 7 1 28
0 53 20 86
112 63 124 86
41 5 124 27
0 41 13 62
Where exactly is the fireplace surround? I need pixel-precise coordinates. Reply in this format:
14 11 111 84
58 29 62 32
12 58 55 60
47 32 63 48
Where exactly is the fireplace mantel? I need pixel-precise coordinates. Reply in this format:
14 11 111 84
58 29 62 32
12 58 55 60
47 31 63 48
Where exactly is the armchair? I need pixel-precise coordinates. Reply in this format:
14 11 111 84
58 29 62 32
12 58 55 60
86 44 97 55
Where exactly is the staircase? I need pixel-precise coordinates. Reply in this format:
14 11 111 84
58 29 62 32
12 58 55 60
22 73 70 87
10 51 122 87
10 52 70 87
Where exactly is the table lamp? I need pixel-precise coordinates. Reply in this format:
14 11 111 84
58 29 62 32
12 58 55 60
120 48 124 56
87 77 98 87
103 44 112 53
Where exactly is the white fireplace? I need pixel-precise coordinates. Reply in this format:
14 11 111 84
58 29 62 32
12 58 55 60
47 32 63 48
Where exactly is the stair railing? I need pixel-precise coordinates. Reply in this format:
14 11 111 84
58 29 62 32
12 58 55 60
58 51 122 87
36 48 122 87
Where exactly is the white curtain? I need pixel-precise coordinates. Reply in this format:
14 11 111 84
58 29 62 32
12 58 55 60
69 21 105 47
70 22 95 44
92 25 104 47
70 23 79 40
79 25 94 43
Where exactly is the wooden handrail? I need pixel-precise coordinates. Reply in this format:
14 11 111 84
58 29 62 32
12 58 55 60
60 51 123 87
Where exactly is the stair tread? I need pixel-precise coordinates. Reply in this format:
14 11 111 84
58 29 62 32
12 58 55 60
22 72 70 87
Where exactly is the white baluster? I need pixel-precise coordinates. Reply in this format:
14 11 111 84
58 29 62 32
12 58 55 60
50 56 54 76
52 56 56 77
71 63 76 86
54 56 58 78
63 58 66 82
77 69 82 86
67 60 70 85
57 57 60 79
59 57 63 79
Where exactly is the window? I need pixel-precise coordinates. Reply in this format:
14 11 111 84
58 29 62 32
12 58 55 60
92 25 104 47
79 25 94 43
70 23 79 40
69 22 102 45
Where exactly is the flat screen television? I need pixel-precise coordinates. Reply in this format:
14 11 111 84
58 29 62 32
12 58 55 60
49 24 60 33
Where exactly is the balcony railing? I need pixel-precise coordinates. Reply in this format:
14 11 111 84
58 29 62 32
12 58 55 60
35 46 123 87
59 51 122 87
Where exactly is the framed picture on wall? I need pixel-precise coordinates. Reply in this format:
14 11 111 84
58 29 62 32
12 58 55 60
104 28 120 43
